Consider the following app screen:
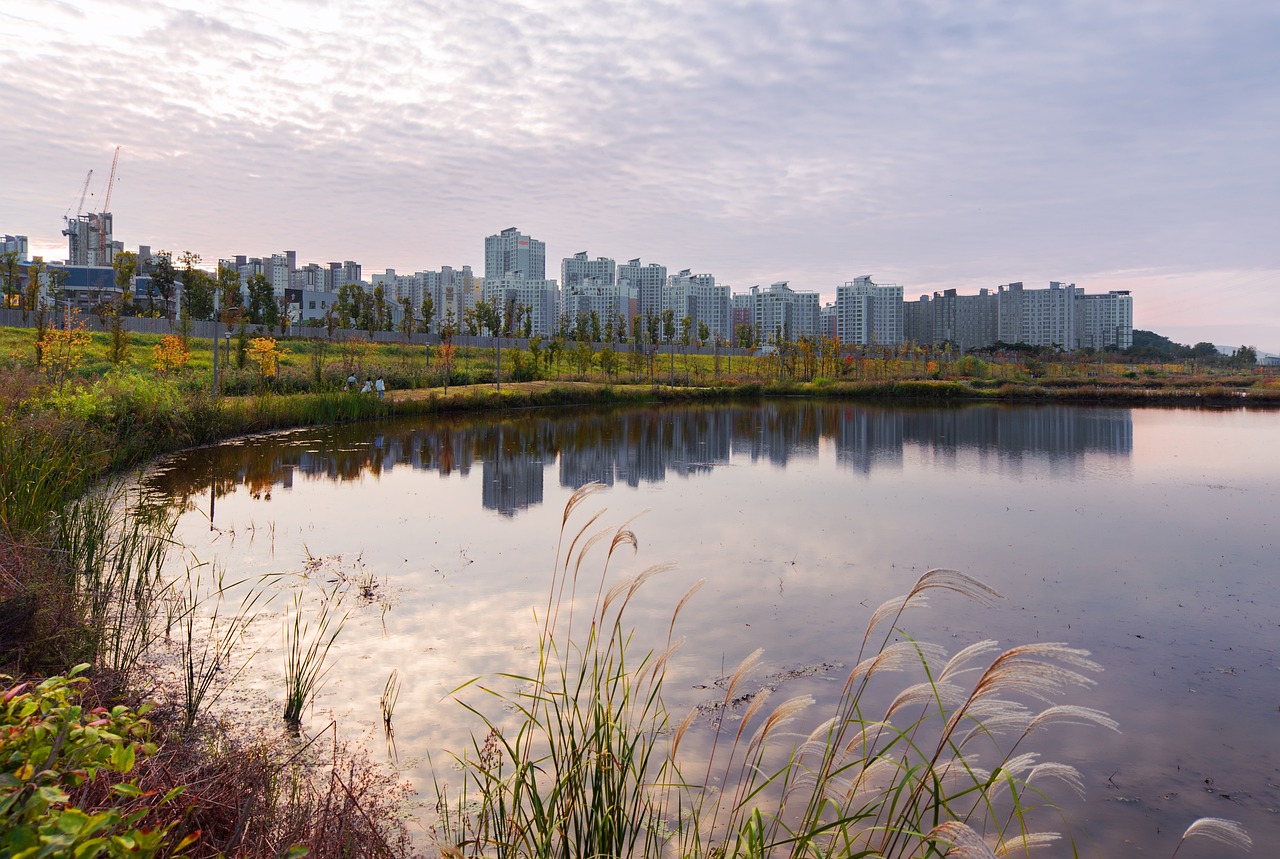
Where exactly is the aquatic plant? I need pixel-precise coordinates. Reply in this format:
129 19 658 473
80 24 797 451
169 564 271 732
281 583 347 728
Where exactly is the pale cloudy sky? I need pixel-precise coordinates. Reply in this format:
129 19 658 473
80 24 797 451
2 0 1278 349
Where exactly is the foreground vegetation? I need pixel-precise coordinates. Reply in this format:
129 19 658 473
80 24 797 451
433 488 1250 859
1 320 1269 857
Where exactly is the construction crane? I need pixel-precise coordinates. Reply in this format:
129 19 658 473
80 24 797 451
101 146 120 214
98 145 121 264
61 169 94 263
73 169 92 218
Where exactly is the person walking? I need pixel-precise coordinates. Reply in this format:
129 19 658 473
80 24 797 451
375 376 386 400
346 372 357 390
361 377 373 394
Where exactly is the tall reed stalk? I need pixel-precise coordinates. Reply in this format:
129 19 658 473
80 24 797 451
55 483 178 683
436 488 1251 859
169 564 270 732
282 584 347 728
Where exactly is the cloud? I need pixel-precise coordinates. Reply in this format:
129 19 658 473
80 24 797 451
1 0 1277 345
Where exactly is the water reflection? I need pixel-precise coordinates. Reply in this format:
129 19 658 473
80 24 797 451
147 403 1133 516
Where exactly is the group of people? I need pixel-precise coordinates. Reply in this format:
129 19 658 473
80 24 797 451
346 373 387 399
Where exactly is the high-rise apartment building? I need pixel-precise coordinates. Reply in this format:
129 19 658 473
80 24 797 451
836 276 904 346
905 288 998 351
483 275 559 338
748 281 822 343
617 258 667 319
561 251 616 288
485 227 545 280
997 281 1078 348
662 270 731 341
1075 290 1133 350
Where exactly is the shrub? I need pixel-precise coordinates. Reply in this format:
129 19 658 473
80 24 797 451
0 666 190 857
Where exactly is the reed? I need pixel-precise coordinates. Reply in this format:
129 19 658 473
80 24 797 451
169 564 271 732
281 583 348 728
380 669 401 730
436 491 1250 859
55 484 178 685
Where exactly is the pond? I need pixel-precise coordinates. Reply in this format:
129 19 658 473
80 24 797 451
142 400 1278 857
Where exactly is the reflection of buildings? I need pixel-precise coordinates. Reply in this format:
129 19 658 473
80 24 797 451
147 404 1134 516
481 427 546 517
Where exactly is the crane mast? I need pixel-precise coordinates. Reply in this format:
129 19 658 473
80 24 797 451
98 146 121 264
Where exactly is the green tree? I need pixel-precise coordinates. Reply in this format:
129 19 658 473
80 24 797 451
148 251 177 322
1231 345 1258 368
106 251 140 364
399 295 417 337
246 273 276 328
421 294 435 335
180 256 216 322
1 249 21 309
372 283 391 332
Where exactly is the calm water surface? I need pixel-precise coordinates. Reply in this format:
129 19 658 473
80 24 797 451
143 402 1278 857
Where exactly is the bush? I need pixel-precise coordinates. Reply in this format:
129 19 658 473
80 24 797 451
1 667 190 857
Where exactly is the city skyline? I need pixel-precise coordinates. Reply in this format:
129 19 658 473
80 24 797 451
2 1 1277 350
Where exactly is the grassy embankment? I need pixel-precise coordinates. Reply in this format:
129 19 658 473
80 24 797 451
1 323 1269 857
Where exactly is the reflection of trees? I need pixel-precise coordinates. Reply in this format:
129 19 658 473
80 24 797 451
146 403 1133 512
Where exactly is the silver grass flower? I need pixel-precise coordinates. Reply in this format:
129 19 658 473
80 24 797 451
940 639 1003 682
887 680 969 717
1023 704 1119 736
1026 762 1086 798
995 832 1061 855
927 821 999 858
1177 817 1251 852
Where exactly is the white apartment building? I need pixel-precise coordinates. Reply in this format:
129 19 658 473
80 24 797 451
562 278 631 329
997 281 1078 348
662 270 731 341
748 281 822 343
482 275 559 337
1075 290 1134 350
270 251 297 296
561 251 616 288
836 276 904 346
617 258 667 319
485 227 545 280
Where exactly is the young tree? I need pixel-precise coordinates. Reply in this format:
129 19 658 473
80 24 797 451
398 296 417 338
246 273 275 326
149 251 178 322
2 250 25 310
421 294 435 335
106 251 140 364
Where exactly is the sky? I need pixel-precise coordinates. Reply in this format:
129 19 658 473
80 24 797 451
2 0 1278 350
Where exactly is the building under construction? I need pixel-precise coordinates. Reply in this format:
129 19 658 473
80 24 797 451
63 212 120 266
62 146 122 266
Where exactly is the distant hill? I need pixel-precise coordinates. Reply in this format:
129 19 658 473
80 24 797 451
1127 331 1264 366
1127 330 1218 360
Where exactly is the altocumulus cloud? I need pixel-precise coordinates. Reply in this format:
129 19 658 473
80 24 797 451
1 0 1277 346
